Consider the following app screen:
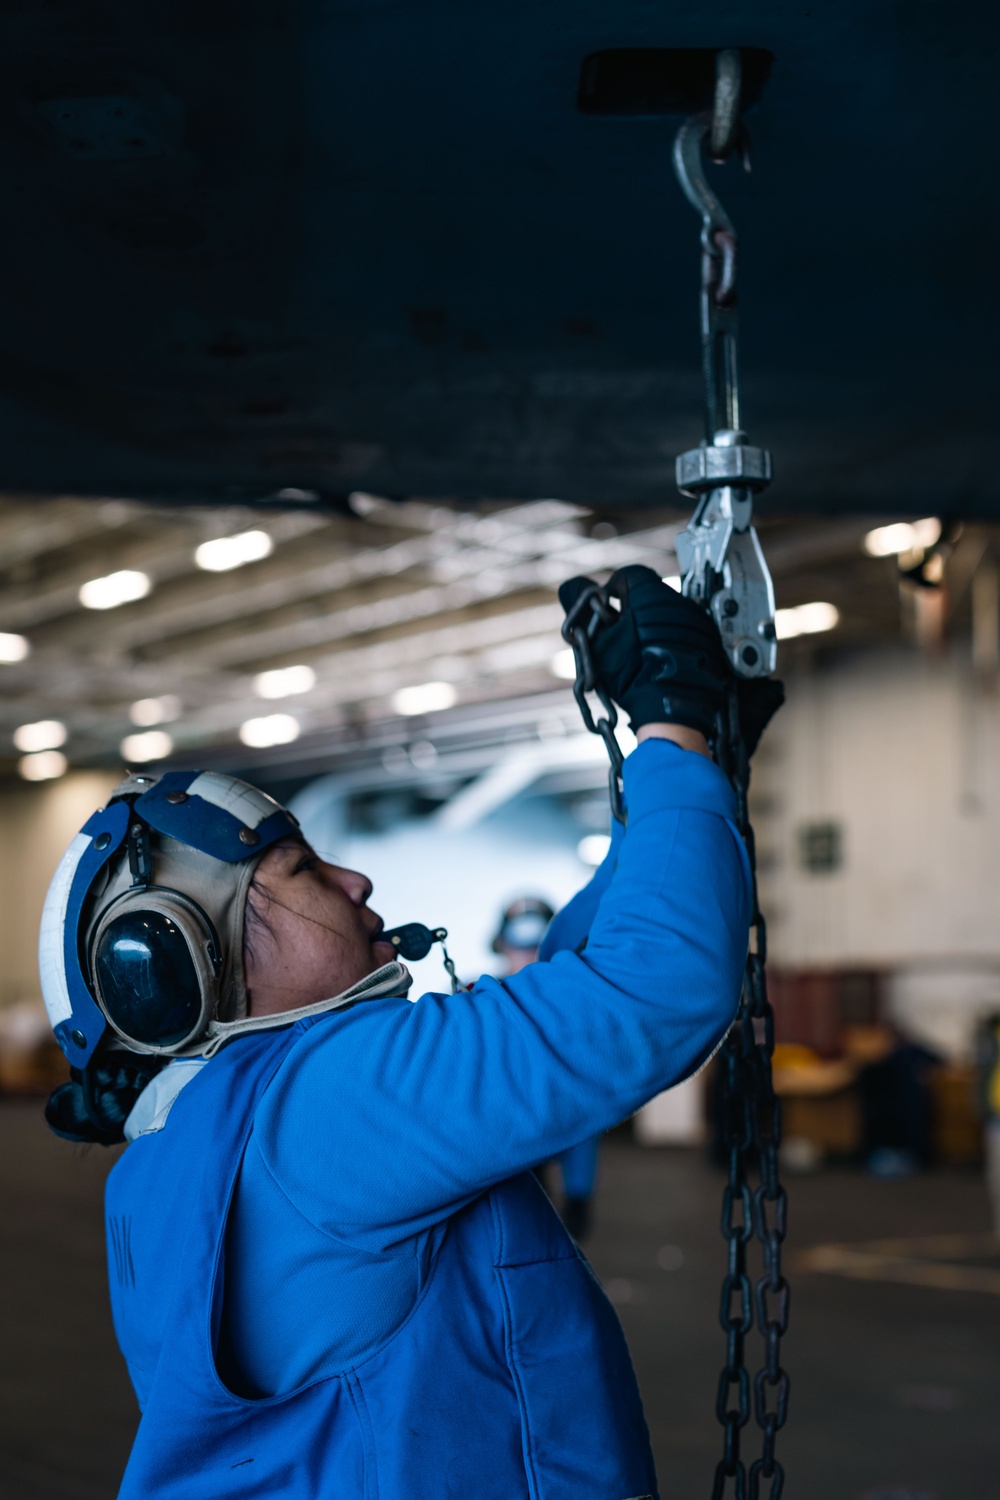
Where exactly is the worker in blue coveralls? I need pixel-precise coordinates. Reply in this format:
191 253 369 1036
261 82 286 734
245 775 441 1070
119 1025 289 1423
494 896 603 1240
40 566 781 1500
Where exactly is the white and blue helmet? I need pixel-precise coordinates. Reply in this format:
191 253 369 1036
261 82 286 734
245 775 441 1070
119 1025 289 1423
40 770 301 1065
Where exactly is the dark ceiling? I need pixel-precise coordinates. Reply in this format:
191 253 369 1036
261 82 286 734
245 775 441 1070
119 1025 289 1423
1 2 997 515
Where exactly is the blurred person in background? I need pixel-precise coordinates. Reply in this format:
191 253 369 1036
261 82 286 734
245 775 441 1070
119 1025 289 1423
858 1025 942 1177
39 566 780 1500
491 896 555 979
974 1010 1000 1233
494 896 601 1239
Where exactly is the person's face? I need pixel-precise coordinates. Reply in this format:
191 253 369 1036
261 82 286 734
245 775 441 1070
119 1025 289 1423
244 840 396 1017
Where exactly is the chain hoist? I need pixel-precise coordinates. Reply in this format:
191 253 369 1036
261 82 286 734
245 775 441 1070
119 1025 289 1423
670 55 789 1498
562 49 789 1500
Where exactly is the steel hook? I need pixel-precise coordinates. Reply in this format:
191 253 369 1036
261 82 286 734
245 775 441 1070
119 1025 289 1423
672 112 748 249
673 112 751 306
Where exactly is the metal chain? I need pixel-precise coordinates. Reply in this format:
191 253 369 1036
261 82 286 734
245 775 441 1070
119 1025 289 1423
712 688 789 1500
564 49 789 1494
560 581 627 824
674 49 790 1495
439 937 462 994
563 624 789 1496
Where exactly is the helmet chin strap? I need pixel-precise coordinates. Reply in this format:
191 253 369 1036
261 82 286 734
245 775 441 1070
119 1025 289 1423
193 960 413 1060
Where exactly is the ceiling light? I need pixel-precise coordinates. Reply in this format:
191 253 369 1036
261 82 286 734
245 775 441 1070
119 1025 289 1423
577 834 611 867
0 632 29 663
239 713 300 748
391 681 458 716
194 530 273 573
550 648 577 681
19 750 67 782
863 518 941 558
79 569 151 610
775 601 840 640
121 730 173 763
253 664 317 700
13 719 66 752
129 695 182 727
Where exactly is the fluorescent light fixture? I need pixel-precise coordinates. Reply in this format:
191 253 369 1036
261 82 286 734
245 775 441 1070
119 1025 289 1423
662 575 682 591
239 713 300 748
121 730 173 763
550 648 577 681
13 719 66 753
19 750 67 782
391 681 458 716
0 632 29 663
195 529 273 573
129 695 181 727
253 664 317 700
577 834 611 867
79 569 151 610
863 518 941 558
774 601 840 641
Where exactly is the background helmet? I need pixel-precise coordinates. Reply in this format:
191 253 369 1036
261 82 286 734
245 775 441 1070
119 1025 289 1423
39 769 301 1066
491 896 555 954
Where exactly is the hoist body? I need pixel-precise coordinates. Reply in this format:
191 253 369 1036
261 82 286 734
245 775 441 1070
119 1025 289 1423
675 429 777 679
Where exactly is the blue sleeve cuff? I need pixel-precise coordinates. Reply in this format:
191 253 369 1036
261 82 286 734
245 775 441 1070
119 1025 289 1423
623 740 737 824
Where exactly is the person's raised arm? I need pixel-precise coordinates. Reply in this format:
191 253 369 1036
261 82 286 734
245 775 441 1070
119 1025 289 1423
258 569 782 1246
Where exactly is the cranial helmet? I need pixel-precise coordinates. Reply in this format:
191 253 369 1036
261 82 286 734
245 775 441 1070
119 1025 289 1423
40 769 349 1066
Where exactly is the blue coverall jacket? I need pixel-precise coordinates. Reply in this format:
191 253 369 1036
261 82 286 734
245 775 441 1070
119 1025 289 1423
106 740 751 1498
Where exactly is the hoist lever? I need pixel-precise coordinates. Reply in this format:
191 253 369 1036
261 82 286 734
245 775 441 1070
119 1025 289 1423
672 93 777 682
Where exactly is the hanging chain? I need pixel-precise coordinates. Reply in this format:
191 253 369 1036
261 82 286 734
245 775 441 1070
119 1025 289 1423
562 612 790 1496
712 690 789 1500
675 51 789 1499
561 582 627 823
566 47 789 1499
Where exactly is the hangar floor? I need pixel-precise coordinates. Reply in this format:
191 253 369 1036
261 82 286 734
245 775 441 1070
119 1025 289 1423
1 1100 997 1500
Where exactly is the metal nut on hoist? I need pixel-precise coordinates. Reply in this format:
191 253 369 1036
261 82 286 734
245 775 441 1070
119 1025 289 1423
675 432 772 498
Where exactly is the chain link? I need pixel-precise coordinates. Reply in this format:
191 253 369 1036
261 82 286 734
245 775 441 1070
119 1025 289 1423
714 685 789 1500
563 612 789 1496
561 581 626 824
440 938 462 994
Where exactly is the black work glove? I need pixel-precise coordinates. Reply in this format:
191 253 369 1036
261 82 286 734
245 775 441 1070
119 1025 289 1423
736 675 785 759
559 564 783 755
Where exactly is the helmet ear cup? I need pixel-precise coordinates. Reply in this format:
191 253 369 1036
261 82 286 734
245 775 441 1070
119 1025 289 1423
90 890 220 1055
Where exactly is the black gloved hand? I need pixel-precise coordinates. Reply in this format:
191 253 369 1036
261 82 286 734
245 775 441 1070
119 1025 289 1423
559 564 783 754
736 676 785 758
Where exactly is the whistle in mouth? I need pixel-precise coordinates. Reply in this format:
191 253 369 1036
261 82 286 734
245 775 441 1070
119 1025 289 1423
381 922 448 962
